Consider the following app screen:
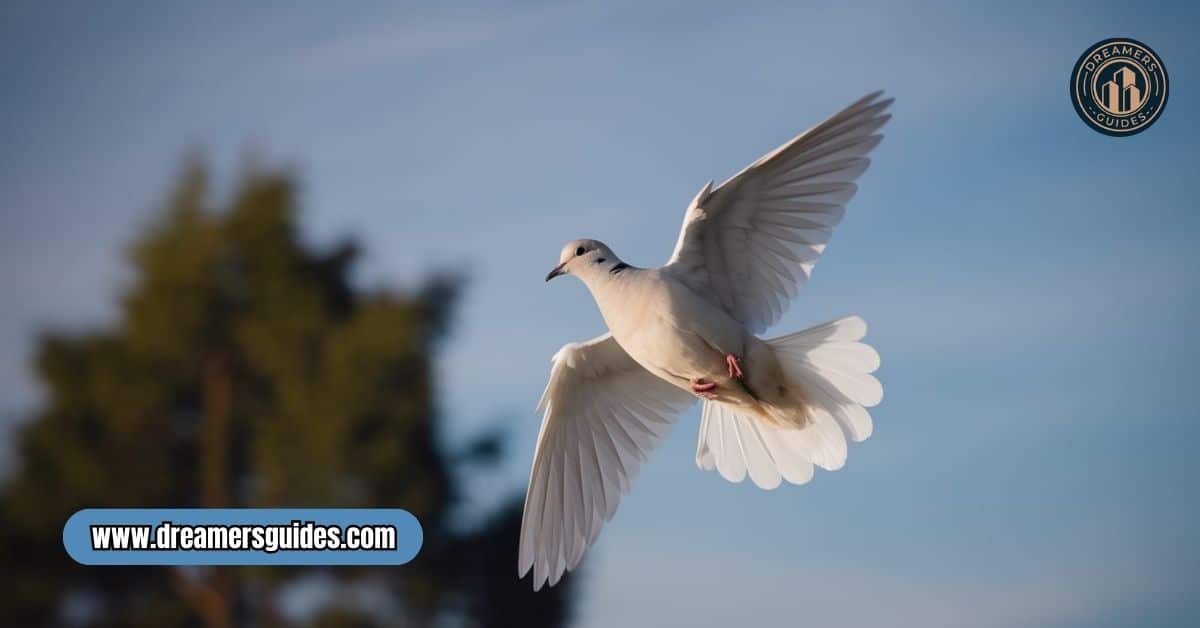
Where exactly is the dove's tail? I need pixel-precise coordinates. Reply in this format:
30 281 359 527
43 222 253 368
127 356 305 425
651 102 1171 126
695 316 882 489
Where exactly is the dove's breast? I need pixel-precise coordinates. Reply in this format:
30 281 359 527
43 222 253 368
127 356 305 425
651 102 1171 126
591 269 746 391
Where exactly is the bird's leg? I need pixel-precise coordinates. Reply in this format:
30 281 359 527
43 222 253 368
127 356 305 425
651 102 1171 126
690 379 718 400
725 353 744 379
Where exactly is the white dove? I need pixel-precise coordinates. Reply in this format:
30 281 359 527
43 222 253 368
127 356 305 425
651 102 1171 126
520 92 891 590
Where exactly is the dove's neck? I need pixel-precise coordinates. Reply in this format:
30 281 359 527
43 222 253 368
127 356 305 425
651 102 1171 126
575 262 647 336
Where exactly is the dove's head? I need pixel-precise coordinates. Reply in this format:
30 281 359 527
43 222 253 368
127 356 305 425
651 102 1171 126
545 239 626 283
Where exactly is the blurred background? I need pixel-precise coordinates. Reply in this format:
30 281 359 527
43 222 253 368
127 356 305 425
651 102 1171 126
1 1 1197 627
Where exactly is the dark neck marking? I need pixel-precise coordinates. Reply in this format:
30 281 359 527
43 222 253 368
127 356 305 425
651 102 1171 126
610 262 629 275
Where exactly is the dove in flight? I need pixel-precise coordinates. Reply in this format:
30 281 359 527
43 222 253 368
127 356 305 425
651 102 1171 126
521 92 891 590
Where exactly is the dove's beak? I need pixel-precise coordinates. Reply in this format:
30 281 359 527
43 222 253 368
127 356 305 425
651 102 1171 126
545 262 567 282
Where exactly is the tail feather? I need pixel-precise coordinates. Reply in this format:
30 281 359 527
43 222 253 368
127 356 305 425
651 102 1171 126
695 316 881 489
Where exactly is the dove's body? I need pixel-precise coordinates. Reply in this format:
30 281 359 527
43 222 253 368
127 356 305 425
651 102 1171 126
579 263 800 423
522 92 892 590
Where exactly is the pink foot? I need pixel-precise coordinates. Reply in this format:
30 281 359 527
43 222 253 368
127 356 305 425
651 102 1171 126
725 353 744 379
691 379 717 400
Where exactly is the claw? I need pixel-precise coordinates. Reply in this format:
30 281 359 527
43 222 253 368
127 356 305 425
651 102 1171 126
725 353 744 379
691 379 717 399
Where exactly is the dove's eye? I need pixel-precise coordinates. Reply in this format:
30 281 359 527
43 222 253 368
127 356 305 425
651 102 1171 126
575 247 586 256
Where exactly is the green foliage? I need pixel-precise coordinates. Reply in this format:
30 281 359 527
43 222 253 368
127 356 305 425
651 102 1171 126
0 160 575 627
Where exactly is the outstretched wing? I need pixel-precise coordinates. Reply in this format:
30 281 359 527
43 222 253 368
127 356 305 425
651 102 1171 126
665 91 892 333
519 333 695 590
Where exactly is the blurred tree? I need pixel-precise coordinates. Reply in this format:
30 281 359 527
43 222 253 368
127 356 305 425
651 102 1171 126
0 160 576 627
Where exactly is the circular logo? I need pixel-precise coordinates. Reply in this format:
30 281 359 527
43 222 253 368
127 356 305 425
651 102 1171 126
1071 38 1168 136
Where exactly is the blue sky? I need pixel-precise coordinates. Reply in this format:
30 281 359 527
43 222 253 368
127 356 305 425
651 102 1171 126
2 1 1198 626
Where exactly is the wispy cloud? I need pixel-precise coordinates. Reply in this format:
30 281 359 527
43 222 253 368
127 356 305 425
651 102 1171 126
287 3 588 76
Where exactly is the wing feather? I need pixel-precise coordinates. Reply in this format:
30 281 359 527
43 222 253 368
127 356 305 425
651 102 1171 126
519 333 694 589
667 92 892 332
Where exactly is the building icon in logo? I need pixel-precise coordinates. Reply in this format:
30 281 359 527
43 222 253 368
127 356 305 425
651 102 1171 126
1100 65 1143 114
1071 38 1169 136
